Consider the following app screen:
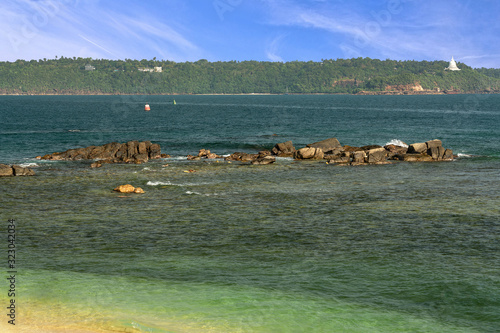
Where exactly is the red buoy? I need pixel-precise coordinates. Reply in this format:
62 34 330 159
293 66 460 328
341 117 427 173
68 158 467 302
145 104 150 111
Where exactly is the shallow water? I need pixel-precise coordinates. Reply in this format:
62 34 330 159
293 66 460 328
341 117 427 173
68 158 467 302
1 95 499 332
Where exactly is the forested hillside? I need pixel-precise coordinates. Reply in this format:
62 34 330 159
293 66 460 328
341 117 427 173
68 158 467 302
1 57 499 95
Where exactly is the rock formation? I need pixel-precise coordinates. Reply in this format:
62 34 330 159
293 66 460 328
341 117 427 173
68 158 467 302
187 149 222 160
293 137 454 165
251 151 276 165
0 164 35 177
39 141 164 164
392 139 453 162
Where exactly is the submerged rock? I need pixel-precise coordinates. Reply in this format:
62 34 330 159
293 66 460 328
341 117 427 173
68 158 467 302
0 164 35 177
114 184 145 194
251 155 276 165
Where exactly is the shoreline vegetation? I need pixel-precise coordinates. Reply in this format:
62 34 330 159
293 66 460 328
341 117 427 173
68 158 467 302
2 57 500 96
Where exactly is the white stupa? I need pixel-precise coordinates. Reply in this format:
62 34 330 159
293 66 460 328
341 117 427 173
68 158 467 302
445 56 461 71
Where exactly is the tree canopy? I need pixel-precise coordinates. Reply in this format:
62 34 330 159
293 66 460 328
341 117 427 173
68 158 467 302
1 57 499 95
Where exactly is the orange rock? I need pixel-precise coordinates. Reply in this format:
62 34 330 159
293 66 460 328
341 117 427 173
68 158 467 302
114 184 136 193
134 187 145 194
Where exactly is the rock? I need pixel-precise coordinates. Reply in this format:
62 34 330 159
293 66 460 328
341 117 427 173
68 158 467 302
306 138 342 154
407 142 428 154
148 143 162 159
133 153 149 164
271 141 296 157
343 145 362 152
198 149 210 157
352 151 366 164
257 150 272 158
360 145 383 151
134 187 145 194
138 142 148 155
366 148 387 164
101 142 123 160
443 149 454 161
90 162 102 168
0 164 36 177
0 164 14 177
114 184 137 193
396 154 434 162
426 139 443 149
12 165 35 176
294 147 324 160
127 141 138 158
225 152 258 162
40 141 163 164
194 149 222 159
327 155 351 164
428 146 445 160
251 156 276 165
385 144 408 159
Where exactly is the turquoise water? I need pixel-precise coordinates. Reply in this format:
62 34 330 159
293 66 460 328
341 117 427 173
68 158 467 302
1 95 499 332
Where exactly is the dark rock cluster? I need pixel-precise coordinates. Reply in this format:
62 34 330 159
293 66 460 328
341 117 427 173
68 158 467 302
37 141 166 164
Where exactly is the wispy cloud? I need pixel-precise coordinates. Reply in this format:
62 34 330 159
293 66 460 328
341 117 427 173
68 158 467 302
266 35 285 62
0 0 202 61
256 0 498 66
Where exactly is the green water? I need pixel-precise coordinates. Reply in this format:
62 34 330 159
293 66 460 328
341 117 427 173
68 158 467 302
1 95 500 332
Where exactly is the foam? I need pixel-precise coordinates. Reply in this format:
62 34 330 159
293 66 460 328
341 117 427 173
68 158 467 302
147 181 173 186
185 191 219 196
385 139 409 148
19 163 39 168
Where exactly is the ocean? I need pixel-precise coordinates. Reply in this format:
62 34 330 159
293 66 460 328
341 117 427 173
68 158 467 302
0 94 499 332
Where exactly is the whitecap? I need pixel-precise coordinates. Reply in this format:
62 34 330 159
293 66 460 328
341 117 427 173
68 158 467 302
146 181 173 186
457 153 473 158
185 191 218 196
385 139 408 148
19 163 39 168
185 191 201 195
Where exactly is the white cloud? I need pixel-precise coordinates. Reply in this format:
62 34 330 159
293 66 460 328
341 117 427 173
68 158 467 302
0 0 202 61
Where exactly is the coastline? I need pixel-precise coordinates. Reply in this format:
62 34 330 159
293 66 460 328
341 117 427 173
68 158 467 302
1 91 498 96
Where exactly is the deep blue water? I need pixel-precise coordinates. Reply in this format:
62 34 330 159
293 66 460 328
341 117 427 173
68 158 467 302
0 95 499 332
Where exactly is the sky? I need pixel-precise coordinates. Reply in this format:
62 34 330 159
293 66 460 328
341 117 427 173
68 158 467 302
1 0 499 68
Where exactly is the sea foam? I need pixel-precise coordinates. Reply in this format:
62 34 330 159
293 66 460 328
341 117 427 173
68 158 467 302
146 181 173 186
19 163 39 168
385 139 408 148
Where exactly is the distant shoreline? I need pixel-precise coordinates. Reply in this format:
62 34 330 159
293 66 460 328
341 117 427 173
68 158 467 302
1 91 497 96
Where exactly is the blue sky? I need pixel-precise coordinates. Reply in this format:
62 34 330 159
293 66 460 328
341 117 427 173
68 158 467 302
1 0 499 68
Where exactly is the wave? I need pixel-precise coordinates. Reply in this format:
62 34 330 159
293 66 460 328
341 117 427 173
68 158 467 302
146 181 173 186
384 139 408 148
185 191 220 196
18 162 39 168
457 153 473 158
147 180 213 187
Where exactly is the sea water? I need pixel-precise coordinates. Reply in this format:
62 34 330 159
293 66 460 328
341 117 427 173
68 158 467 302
0 95 499 332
